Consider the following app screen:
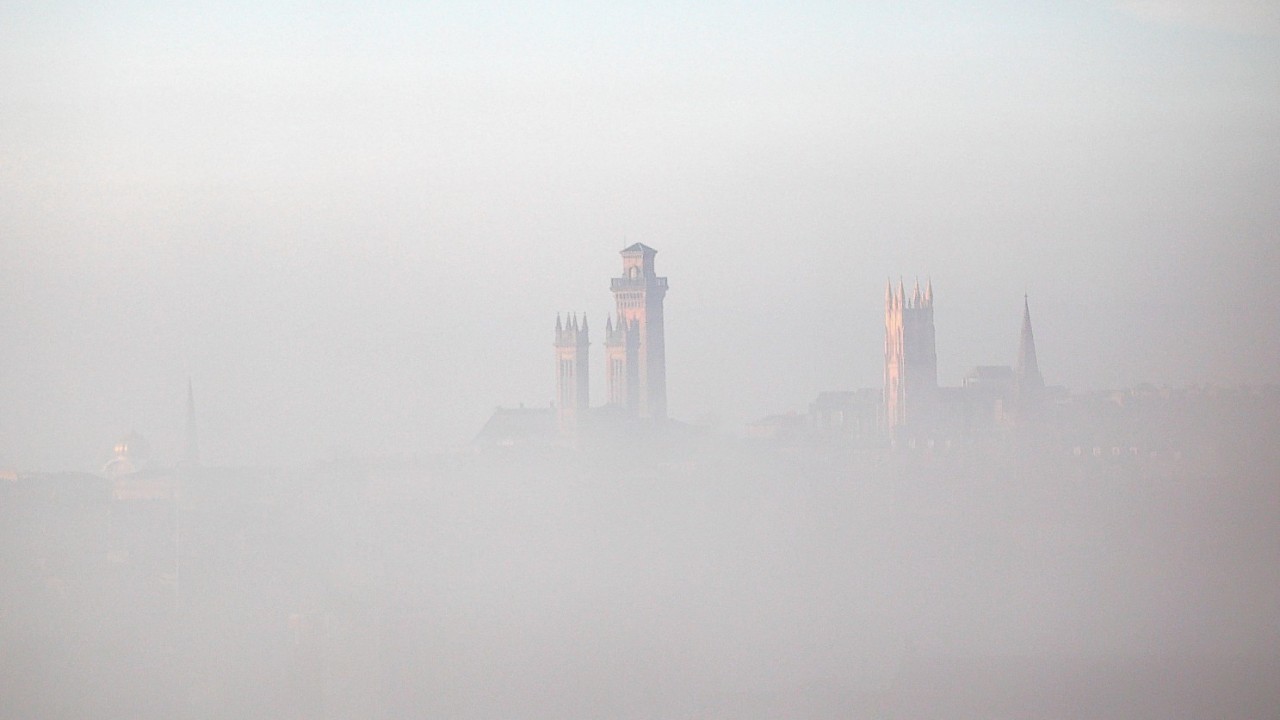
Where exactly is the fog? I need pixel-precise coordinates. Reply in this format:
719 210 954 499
2 1 1279 718
3 1 1279 468
6 430 1280 718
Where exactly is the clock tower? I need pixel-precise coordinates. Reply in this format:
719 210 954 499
608 244 669 420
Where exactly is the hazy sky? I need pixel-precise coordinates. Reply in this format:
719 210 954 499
2 1 1278 469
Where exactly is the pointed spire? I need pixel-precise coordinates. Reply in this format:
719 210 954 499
605 314 613 332
885 279 893 307
581 314 588 333
1016 294 1044 395
556 314 563 332
924 277 933 306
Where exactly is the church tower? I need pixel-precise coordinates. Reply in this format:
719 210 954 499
609 244 669 420
884 278 938 436
603 313 632 408
1013 294 1044 412
554 313 590 434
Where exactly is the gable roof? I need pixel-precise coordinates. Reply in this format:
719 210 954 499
474 406 555 448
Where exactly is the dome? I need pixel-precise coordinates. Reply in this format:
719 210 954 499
104 431 151 478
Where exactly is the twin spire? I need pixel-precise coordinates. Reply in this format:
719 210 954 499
885 278 1039 386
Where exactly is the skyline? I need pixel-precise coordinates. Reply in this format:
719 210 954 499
5 270 1267 472
3 1 1278 469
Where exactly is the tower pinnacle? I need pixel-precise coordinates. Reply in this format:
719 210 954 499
1015 295 1045 409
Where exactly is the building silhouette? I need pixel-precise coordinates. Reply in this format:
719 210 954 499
754 281 1053 449
554 313 590 435
884 278 937 438
608 243 669 420
1013 294 1044 413
603 312 632 407
484 243 675 448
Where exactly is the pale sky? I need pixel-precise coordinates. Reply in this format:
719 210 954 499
2 1 1277 469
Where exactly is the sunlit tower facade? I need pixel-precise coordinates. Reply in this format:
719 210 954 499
603 313 633 408
884 278 938 436
609 244 669 420
554 313 590 434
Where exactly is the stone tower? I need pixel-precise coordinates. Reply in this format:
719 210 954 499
554 313 590 433
609 243 669 419
603 313 633 408
884 278 938 435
